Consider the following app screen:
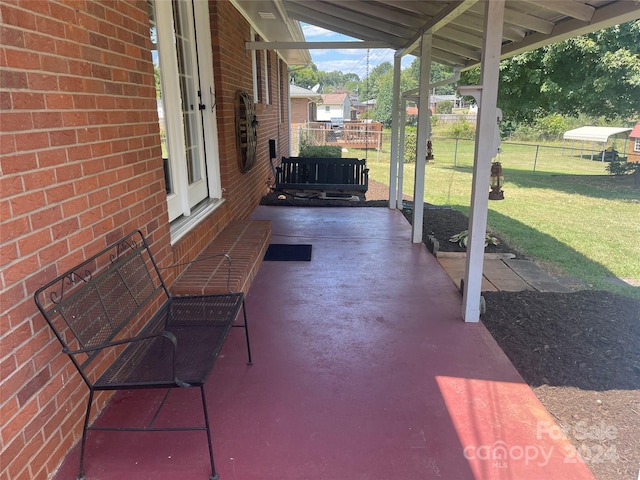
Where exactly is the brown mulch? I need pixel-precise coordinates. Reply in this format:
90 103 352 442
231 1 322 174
260 179 640 480
482 290 640 480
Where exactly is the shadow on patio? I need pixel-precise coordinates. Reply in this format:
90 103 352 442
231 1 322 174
53 206 594 480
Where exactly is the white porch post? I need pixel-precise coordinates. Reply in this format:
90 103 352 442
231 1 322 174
461 0 505 322
412 33 432 244
389 53 402 209
397 95 408 210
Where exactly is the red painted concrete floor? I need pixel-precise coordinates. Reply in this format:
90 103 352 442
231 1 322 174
53 206 594 480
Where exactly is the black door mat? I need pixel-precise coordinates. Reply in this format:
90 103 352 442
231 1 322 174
264 244 312 261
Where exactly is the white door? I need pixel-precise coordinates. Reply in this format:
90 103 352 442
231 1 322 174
150 0 220 222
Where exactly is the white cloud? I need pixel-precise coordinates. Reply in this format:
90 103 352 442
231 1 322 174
313 48 368 58
336 49 368 57
314 59 362 73
302 25 336 39
312 49 329 57
301 23 418 75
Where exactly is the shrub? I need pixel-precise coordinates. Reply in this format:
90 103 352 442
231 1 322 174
404 130 417 163
299 144 342 158
534 114 568 141
510 123 539 142
436 100 454 114
447 118 476 139
607 159 640 185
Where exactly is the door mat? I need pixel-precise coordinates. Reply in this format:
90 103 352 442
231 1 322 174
264 244 312 261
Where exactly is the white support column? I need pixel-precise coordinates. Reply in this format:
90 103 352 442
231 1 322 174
397 96 408 210
461 0 505 322
412 33 432 244
389 54 403 209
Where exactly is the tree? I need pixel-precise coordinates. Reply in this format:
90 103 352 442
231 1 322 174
461 21 640 123
291 63 362 93
403 58 456 94
371 71 394 126
542 23 640 119
360 61 393 101
370 62 428 126
291 63 320 90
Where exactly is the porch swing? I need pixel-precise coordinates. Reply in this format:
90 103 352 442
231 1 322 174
271 52 373 201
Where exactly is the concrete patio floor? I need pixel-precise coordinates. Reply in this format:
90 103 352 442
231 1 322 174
53 206 594 480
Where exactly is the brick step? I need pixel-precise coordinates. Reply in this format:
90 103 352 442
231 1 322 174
172 220 271 296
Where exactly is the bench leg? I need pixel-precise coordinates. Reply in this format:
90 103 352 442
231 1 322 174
242 300 253 365
200 386 219 480
77 389 94 480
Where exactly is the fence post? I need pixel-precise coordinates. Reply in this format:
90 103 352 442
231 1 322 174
454 137 459 167
533 144 539 172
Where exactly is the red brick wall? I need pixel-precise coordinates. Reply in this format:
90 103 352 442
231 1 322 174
0 1 290 478
0 2 169 479
291 98 311 124
209 1 289 217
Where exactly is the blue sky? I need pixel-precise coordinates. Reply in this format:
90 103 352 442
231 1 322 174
301 24 415 79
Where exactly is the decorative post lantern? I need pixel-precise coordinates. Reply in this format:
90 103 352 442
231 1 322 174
426 139 434 161
489 161 504 200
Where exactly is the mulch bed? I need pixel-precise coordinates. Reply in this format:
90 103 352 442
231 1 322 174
260 185 640 480
482 290 640 480
400 204 523 255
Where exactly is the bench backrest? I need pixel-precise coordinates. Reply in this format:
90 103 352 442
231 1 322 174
277 157 367 186
34 230 169 382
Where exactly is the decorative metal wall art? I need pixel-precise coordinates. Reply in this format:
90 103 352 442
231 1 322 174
235 90 258 173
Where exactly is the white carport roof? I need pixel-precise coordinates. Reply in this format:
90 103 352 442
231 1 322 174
563 126 632 143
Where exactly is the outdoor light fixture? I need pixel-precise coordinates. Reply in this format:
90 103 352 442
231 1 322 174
489 161 504 200
426 140 434 161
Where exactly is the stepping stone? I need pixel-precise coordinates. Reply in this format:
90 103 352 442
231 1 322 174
504 259 573 292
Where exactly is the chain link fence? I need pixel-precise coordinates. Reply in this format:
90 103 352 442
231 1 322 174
292 125 622 172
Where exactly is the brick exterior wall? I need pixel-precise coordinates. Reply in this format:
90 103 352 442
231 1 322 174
0 1 290 478
291 98 312 124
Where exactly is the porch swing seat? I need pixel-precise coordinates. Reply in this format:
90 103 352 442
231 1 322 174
274 156 369 198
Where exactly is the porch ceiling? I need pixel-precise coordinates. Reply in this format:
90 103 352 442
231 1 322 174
238 0 640 68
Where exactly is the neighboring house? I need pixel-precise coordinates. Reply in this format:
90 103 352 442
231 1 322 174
290 84 322 124
406 106 418 123
628 122 640 163
353 98 376 119
0 1 308 479
430 94 465 113
317 93 351 122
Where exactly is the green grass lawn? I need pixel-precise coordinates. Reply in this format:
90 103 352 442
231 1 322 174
350 136 640 299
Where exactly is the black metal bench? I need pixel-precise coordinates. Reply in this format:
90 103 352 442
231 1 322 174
34 230 252 480
274 156 369 197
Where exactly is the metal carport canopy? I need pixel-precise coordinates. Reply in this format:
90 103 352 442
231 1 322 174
563 126 633 143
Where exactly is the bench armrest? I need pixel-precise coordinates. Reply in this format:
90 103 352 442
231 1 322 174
64 330 191 388
62 331 164 355
158 330 190 388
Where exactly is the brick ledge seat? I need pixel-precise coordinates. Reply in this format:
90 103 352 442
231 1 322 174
172 219 271 296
